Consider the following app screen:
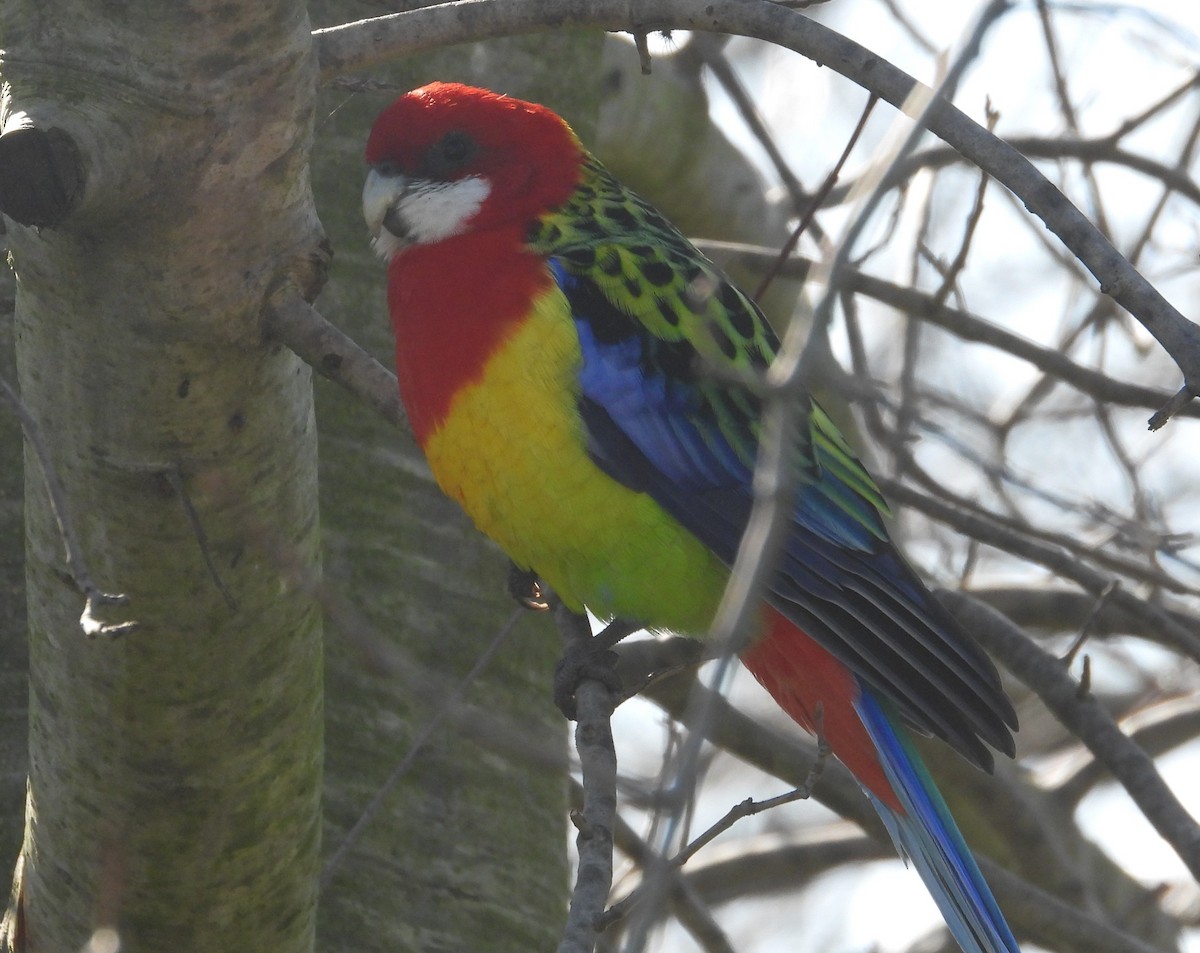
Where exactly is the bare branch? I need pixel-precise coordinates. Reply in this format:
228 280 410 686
1035 0 1113 237
641 673 882 838
642 669 1175 953
686 33 820 241
1107 68 1200 141
829 136 1200 214
264 291 405 431
1050 695 1200 806
898 461 1192 597
873 0 938 55
666 825 883 907
968 586 1200 642
556 607 620 953
297 7 1200 946
881 479 1200 661
697 239 1200 422
315 0 1200 421
980 860 1171 953
939 590 1200 884
673 741 829 870
583 781 740 953
753 93 877 302
609 716 831 937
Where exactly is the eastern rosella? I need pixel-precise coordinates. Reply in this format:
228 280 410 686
364 82 1020 953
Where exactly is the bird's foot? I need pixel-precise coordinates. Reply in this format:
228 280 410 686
554 646 621 721
507 562 550 612
553 615 641 720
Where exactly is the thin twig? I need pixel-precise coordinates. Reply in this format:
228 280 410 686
1061 581 1119 668
792 0 1013 381
0 373 137 637
688 33 825 247
967 585 1200 643
674 735 830 870
876 0 937 52
319 608 523 890
599 737 830 936
939 589 1200 884
682 10 1026 808
317 0 1200 420
882 478 1200 661
633 31 653 75
899 458 1194 597
828 136 1200 212
163 466 237 611
896 158 991 481
1105 68 1200 142
640 24 1016 935
1035 0 1113 237
752 93 877 302
641 671 1171 953
650 825 883 910
696 239 1200 421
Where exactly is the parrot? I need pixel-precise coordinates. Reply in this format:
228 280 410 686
363 81 1020 953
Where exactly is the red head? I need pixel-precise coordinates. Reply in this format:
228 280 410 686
363 82 584 257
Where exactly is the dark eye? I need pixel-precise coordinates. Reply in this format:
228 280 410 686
422 130 478 178
441 131 472 162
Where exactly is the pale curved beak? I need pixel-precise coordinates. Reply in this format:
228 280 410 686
362 167 411 256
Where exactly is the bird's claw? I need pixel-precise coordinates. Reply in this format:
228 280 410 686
507 562 550 611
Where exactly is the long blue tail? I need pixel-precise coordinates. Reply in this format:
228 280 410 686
857 691 1019 953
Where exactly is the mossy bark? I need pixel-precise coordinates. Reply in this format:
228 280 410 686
0 251 26 883
2 1 325 949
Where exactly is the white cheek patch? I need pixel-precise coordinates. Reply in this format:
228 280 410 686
401 176 491 245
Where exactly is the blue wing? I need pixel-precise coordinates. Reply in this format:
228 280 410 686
551 258 1016 767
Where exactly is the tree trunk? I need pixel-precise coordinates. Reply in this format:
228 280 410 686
2 2 325 949
0 253 27 900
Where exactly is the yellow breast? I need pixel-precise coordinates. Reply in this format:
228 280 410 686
422 283 727 632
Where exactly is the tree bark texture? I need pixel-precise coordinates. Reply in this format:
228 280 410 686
0 251 26 889
2 1 325 949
